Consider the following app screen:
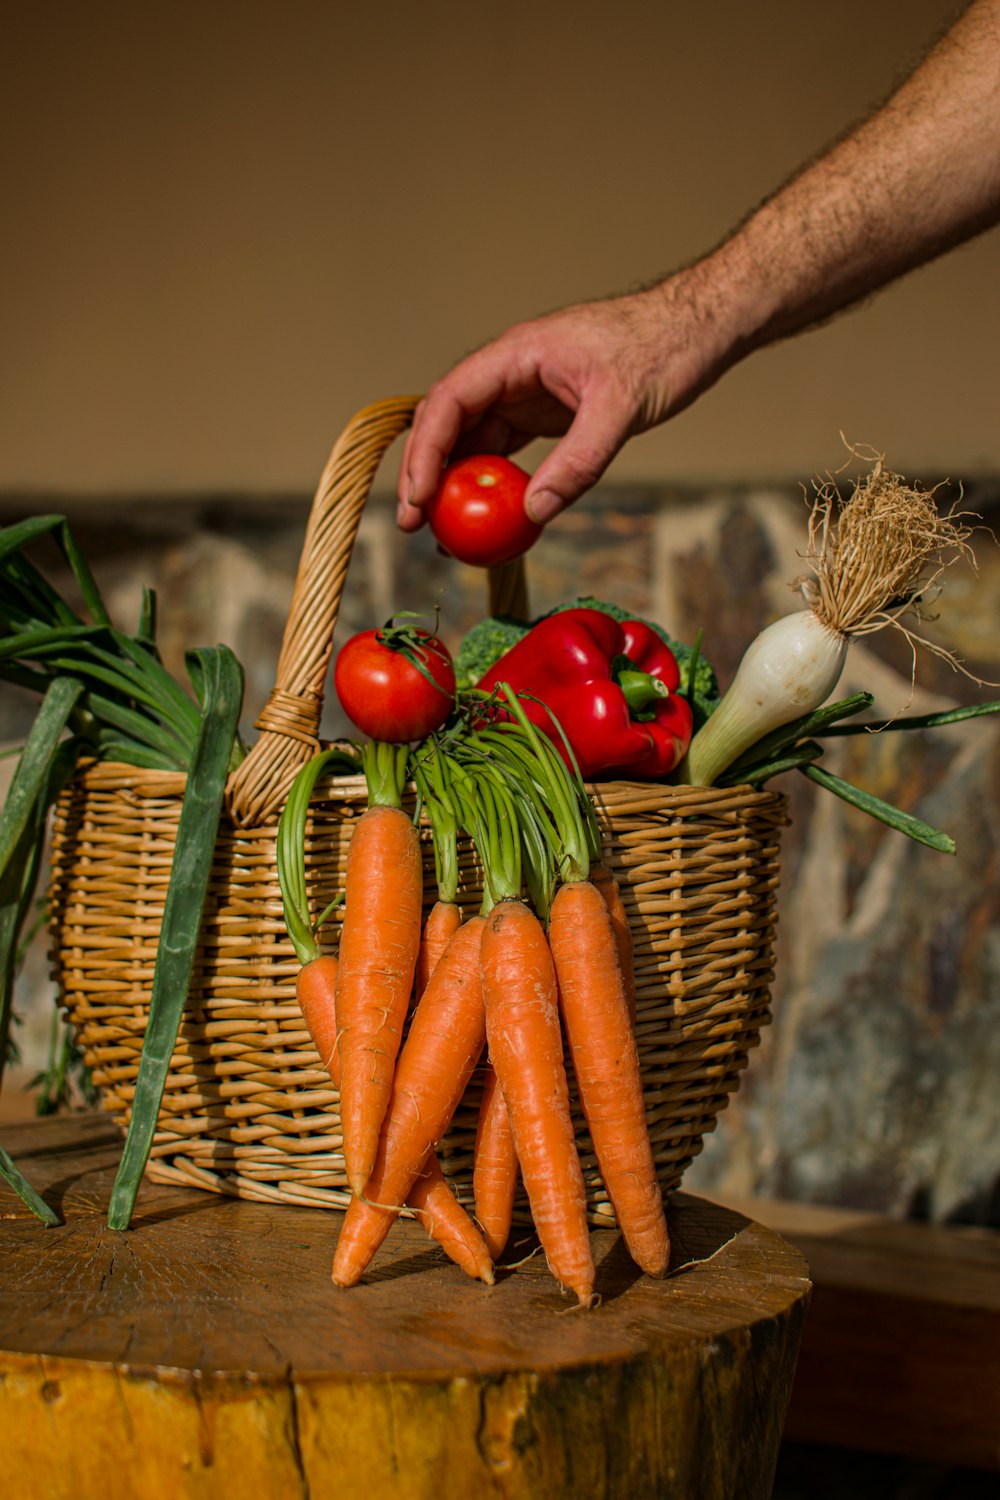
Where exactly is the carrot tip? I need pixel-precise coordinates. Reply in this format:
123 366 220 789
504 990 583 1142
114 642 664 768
331 1264 362 1289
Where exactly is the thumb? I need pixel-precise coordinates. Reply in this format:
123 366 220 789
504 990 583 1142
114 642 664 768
523 394 630 524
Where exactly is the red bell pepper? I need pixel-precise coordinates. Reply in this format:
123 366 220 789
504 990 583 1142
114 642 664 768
477 608 693 780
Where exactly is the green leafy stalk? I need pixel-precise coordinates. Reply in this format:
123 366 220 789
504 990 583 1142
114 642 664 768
360 739 411 811
277 747 354 966
0 678 84 1099
31 1006 88 1116
106 645 244 1230
495 686 592 884
466 763 522 912
0 733 80 1223
0 515 110 627
0 1140 61 1226
0 677 82 881
137 587 158 645
819 700 1000 736
720 740 825 787
411 750 459 905
80 689 192 767
800 762 956 854
721 692 875 784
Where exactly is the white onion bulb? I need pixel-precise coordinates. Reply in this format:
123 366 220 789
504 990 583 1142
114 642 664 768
686 610 848 786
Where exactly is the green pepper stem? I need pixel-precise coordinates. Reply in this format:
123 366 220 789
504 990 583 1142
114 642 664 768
616 668 668 713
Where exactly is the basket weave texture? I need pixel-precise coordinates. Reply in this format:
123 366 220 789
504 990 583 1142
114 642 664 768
47 397 786 1223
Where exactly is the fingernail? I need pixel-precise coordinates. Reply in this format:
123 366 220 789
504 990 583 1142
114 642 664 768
525 488 563 525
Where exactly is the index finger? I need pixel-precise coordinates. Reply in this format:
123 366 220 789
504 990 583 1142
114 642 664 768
397 356 512 511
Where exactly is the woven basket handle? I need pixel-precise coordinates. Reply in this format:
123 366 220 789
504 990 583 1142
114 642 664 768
226 395 529 826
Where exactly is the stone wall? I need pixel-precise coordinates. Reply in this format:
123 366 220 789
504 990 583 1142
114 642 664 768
3 472 1000 1224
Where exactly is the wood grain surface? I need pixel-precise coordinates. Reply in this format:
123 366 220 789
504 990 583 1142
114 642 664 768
1 1114 810 1500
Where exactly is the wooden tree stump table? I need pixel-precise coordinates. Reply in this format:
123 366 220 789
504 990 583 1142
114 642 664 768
1 1114 810 1500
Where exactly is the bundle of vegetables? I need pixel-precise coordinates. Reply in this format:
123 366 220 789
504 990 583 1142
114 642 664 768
277 678 673 1303
447 459 1000 853
284 452 1000 1297
677 457 1000 850
0 515 245 1226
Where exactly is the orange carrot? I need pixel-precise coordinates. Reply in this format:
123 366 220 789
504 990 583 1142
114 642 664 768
295 954 342 1081
407 1156 495 1284
589 860 636 1024
473 1062 519 1261
298 950 489 1278
481 898 594 1304
337 779 424 1196
412 752 464 997
333 916 490 1287
415 898 463 996
548 879 669 1279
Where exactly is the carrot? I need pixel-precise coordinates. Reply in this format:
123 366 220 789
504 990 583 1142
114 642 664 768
473 1061 520 1260
589 860 636 1023
412 750 464 995
276 744 357 1082
295 953 342 1079
548 878 670 1278
336 741 424 1196
450 695 596 1302
295 946 488 1279
332 915 490 1287
405 1155 494 1284
415 898 463 995
277 749 487 1279
482 897 594 1304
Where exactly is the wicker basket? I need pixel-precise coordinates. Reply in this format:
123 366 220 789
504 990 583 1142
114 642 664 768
47 396 786 1225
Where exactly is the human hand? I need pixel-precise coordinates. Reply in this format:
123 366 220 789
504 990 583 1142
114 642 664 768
396 278 720 533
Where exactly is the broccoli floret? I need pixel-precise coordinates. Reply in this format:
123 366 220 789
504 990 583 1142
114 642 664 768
541 597 720 728
453 614 530 690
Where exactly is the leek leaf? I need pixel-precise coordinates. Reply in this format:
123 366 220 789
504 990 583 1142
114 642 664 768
799 763 955 854
0 1141 61 1227
820 699 1000 735
723 692 874 781
106 645 243 1230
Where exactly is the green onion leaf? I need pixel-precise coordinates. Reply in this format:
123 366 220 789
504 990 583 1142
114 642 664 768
799 762 956 854
0 728 80 1095
106 645 243 1230
0 677 82 880
720 739 825 786
723 692 874 781
137 587 158 644
820 700 1000 735
0 1140 61 1226
54 518 111 626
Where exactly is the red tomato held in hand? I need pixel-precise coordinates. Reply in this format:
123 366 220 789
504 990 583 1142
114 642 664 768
426 455 542 567
334 624 456 742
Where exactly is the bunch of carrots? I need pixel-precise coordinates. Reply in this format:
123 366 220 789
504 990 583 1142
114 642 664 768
278 687 670 1306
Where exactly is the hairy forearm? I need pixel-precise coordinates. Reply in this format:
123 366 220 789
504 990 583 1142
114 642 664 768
399 2 1000 523
666 0 1000 381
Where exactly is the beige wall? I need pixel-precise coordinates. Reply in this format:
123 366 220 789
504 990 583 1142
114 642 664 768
3 0 996 495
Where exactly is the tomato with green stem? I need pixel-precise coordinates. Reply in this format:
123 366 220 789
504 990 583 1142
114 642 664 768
334 614 455 742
